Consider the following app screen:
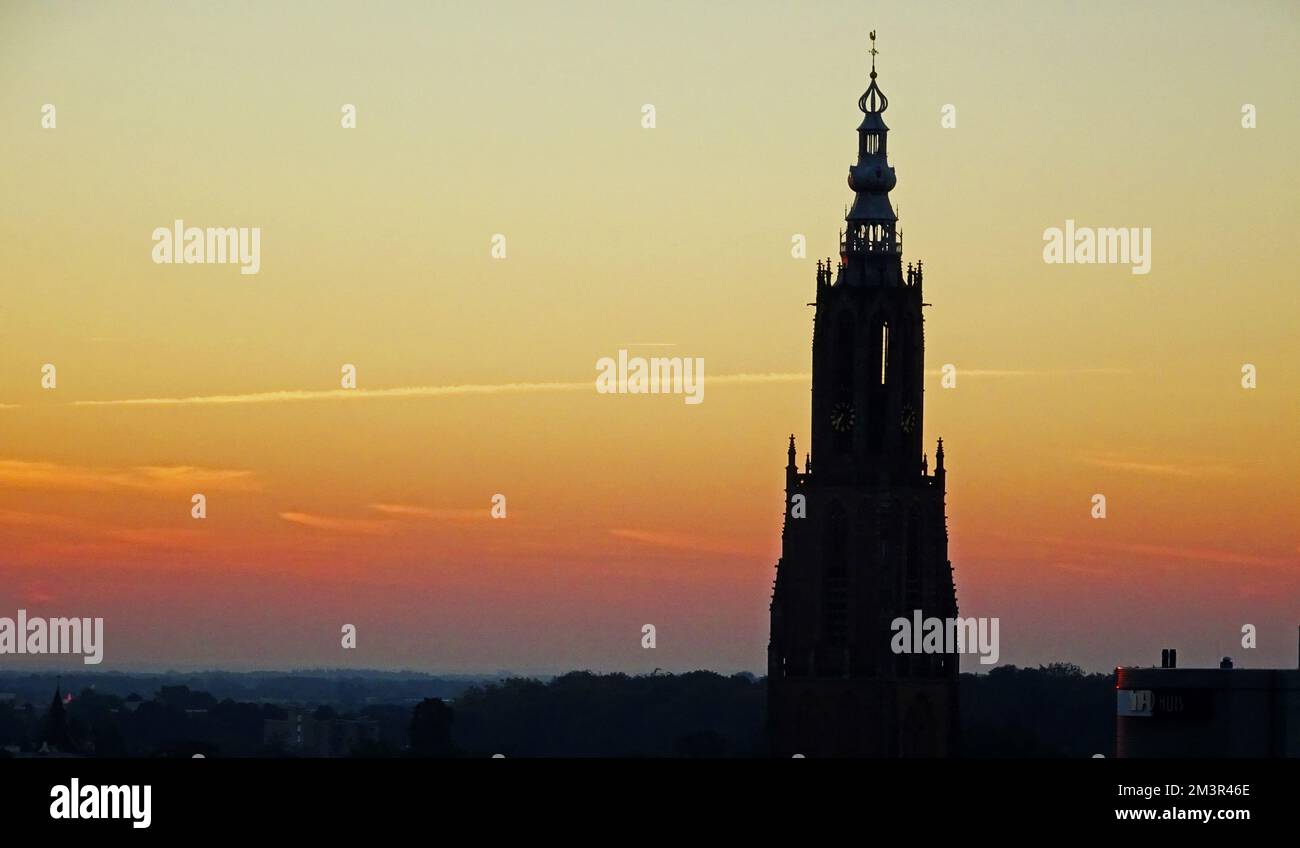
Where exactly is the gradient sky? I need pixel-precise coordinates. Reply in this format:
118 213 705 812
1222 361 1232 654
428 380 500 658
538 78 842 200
1 0 1297 674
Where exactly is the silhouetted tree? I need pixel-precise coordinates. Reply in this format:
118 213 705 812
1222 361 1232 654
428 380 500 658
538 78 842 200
959 664 1113 757
409 698 455 757
451 671 766 757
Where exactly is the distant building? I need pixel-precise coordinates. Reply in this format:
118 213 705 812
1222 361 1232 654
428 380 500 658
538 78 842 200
1116 637 1300 757
263 709 379 756
42 684 76 754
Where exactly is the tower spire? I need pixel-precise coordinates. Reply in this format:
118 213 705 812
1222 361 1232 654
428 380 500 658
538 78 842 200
842 29 899 275
770 33 957 759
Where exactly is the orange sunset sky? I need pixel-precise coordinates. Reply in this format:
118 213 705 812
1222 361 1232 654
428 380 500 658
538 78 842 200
1 0 1297 673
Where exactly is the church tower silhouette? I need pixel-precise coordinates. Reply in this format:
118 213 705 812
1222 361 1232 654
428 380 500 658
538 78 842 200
768 33 959 757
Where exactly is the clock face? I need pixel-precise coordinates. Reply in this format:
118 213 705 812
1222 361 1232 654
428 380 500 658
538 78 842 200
900 404 917 434
831 400 855 433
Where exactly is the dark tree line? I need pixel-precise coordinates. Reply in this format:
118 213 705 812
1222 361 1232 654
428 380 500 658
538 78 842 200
0 665 1114 758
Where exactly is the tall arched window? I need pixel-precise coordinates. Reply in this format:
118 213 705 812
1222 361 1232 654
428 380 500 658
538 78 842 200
879 321 890 385
867 314 889 452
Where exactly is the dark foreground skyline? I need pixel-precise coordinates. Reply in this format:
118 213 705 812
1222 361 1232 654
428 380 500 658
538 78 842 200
0 665 1114 758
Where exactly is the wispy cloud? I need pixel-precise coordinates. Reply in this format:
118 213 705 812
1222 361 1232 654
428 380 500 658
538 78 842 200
1080 453 1237 478
368 503 437 517
278 503 492 536
922 367 1134 377
1109 540 1287 568
0 508 91 532
0 459 259 492
368 503 486 521
73 381 591 408
279 512 394 535
1032 533 1291 569
102 527 209 547
1049 561 1115 576
42 373 810 408
0 508 213 557
609 528 762 557
2 368 1128 411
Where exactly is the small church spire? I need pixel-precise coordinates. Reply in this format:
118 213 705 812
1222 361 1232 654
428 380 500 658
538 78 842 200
45 679 74 753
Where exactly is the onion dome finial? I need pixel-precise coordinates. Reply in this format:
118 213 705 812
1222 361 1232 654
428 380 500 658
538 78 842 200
858 30 889 114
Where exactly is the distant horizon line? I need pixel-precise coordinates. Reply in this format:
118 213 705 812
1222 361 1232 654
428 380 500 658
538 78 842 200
0 665 762 679
0 661 1128 678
